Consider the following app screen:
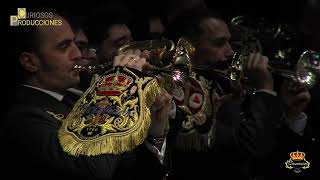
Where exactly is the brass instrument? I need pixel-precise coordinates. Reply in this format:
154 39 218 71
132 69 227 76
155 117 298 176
74 36 320 89
170 37 195 86
229 15 263 55
74 38 197 86
118 39 175 60
229 50 320 88
74 39 175 72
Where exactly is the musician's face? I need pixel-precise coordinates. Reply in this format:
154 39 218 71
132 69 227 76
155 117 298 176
25 15 82 92
194 18 234 67
98 24 132 65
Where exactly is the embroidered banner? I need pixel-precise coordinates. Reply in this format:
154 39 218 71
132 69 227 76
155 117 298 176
59 67 161 156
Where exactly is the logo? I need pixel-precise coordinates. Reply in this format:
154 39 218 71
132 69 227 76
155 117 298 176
17 8 26 19
285 150 310 173
10 8 62 26
96 72 133 96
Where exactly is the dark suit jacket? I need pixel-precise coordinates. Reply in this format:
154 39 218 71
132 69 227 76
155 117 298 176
211 92 283 179
255 124 320 180
1 86 168 180
167 70 283 179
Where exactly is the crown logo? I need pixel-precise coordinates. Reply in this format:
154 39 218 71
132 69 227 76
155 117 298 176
290 150 305 161
96 73 133 96
285 150 310 173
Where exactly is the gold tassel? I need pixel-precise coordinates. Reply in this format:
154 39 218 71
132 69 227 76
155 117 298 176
58 68 162 156
174 125 215 152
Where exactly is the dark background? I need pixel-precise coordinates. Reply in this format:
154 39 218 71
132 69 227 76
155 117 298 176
4 0 306 23
2 0 319 120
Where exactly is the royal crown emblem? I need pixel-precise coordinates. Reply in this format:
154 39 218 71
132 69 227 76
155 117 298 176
290 150 305 161
285 150 310 173
96 72 133 96
58 67 161 156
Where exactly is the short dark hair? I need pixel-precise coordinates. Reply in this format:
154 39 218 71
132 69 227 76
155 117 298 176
11 7 59 55
9 7 60 84
164 7 222 43
12 25 39 55
63 14 88 34
85 0 131 46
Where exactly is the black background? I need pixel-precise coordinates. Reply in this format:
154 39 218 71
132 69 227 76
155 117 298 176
1 0 317 120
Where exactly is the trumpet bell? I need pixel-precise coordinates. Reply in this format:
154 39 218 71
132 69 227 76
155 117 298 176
118 39 175 66
229 50 320 89
171 37 195 86
296 50 320 88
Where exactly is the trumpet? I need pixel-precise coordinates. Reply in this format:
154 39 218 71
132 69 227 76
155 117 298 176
229 50 320 88
74 39 175 72
74 38 198 86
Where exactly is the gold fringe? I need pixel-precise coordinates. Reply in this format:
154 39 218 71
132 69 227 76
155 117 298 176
58 70 161 156
174 123 215 152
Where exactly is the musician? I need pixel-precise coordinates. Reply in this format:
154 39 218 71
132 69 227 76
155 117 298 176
164 7 283 179
254 78 320 179
85 1 133 67
1 8 172 180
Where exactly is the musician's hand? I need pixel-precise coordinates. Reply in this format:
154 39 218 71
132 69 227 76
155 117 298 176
113 49 149 71
149 89 172 137
243 53 273 90
281 79 311 119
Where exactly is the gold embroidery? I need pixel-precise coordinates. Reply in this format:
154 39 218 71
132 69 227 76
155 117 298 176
172 73 216 151
46 111 64 122
58 67 161 156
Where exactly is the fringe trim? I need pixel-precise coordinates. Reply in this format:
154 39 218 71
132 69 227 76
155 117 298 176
174 123 216 152
58 77 161 156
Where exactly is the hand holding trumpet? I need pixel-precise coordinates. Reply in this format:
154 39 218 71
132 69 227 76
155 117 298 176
242 52 274 91
113 49 151 71
113 48 172 138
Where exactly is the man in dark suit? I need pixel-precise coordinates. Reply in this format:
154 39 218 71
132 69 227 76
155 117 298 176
2 8 172 180
253 78 320 179
164 7 283 179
